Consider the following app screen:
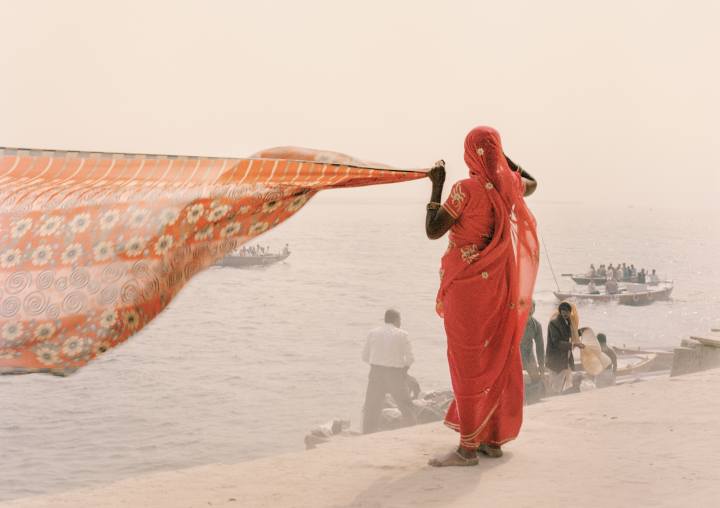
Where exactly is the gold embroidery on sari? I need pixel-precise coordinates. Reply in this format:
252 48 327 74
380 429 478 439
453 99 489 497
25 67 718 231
460 244 480 264
450 183 466 208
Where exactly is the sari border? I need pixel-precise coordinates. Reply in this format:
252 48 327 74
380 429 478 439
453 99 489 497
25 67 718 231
442 203 459 219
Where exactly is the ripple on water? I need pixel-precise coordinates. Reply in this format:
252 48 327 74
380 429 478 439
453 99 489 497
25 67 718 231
1 203 718 501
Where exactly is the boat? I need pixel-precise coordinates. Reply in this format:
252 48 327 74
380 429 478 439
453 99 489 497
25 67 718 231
564 274 607 285
612 346 674 373
216 247 290 268
564 274 645 285
553 281 673 306
616 282 673 306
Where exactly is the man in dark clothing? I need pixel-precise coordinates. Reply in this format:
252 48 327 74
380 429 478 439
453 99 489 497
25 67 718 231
545 302 585 394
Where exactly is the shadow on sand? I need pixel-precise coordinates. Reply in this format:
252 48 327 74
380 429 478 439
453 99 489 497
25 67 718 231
335 451 512 508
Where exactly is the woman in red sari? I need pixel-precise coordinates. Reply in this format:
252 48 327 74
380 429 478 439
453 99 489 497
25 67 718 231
426 126 539 466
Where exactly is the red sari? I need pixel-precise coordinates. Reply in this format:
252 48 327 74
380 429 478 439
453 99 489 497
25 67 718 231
437 127 539 449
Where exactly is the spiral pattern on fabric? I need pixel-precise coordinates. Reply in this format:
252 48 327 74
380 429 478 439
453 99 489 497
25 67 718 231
54 277 68 292
23 291 48 316
0 296 21 317
36 271 54 290
120 281 141 304
45 303 61 319
4 271 31 295
69 268 90 288
101 263 125 284
62 291 88 314
98 286 119 306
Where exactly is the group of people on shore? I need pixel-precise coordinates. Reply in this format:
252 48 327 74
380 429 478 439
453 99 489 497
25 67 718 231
521 301 617 401
359 300 618 441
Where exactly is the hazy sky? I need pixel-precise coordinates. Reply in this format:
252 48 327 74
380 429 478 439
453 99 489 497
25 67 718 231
1 0 718 209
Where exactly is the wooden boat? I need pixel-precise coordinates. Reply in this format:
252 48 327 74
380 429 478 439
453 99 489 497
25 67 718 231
612 346 674 372
553 282 673 306
565 274 607 285
616 283 673 306
565 274 645 285
216 248 290 268
569 349 672 377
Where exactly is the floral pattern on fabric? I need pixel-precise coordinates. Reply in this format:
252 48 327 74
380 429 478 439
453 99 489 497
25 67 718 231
0 146 427 375
460 244 481 265
442 181 467 219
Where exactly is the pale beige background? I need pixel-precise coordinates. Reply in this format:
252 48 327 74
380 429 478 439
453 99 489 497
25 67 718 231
0 0 718 209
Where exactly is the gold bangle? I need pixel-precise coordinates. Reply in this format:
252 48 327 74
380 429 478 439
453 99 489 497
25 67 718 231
426 202 441 211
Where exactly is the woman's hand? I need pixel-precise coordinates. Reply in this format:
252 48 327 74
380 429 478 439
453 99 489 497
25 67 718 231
428 160 446 186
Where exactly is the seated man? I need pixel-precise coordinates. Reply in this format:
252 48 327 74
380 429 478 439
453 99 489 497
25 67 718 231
595 333 618 387
605 278 619 295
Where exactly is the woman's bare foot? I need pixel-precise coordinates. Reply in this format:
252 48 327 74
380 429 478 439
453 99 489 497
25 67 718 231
428 447 479 467
478 444 503 458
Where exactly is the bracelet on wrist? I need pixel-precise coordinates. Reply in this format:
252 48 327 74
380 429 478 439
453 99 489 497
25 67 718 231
426 202 441 211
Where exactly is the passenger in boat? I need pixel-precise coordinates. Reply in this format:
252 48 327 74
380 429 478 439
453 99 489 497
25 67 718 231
630 264 637 278
587 264 597 277
638 269 647 284
546 302 585 395
587 280 600 294
614 263 623 281
521 300 545 379
605 278 619 294
607 264 615 280
361 309 416 434
648 269 659 284
597 264 607 277
595 333 617 387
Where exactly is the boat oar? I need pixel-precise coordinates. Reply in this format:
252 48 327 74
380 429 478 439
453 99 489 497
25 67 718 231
538 228 561 292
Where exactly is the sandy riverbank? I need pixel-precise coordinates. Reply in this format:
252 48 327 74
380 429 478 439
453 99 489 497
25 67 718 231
3 369 719 508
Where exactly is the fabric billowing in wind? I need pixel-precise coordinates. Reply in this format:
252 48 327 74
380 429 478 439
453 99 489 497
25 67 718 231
0 146 426 375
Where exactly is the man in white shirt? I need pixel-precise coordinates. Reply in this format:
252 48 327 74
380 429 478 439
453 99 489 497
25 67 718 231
361 309 417 434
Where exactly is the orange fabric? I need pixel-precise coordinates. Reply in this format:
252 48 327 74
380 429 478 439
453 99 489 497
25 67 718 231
437 127 539 449
0 146 426 375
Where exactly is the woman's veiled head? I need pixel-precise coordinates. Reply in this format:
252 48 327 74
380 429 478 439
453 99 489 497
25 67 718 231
464 126 504 179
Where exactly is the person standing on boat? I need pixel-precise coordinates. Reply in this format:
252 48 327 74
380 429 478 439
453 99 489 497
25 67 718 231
425 126 539 466
361 309 417 434
545 302 585 394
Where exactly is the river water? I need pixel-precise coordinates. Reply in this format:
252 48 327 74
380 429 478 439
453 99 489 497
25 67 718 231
1 190 718 501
